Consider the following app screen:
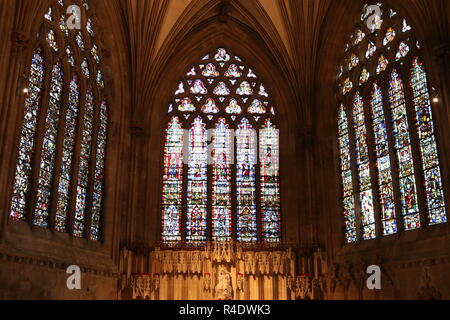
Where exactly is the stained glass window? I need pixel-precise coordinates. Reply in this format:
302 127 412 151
73 88 95 237
161 117 184 242
9 0 109 241
354 29 366 45
338 104 357 243
46 30 58 52
186 117 208 243
90 100 108 240
236 118 258 243
371 83 397 235
162 47 281 245
343 78 353 95
365 41 376 59
389 71 420 230
396 42 410 61
33 62 64 227
410 58 446 225
349 54 359 70
376 55 389 74
55 74 80 231
260 119 281 243
10 49 45 221
353 93 376 240
383 27 396 46
337 3 446 243
212 118 232 241
359 68 370 85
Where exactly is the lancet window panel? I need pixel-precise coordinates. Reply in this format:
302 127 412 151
163 47 281 245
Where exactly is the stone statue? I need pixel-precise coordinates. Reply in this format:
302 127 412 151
215 267 233 300
153 274 160 292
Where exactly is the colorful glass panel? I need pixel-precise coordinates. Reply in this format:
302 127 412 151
10 1 108 241
260 119 281 242
73 88 95 237
90 100 108 240
370 83 397 235
55 75 80 232
10 49 45 221
236 118 257 243
353 93 376 240
33 62 64 227
389 71 420 230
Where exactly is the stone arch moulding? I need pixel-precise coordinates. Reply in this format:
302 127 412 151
142 17 302 245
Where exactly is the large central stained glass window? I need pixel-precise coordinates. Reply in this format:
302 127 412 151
161 48 281 245
9 0 108 241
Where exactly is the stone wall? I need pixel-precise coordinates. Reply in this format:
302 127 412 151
0 256 117 300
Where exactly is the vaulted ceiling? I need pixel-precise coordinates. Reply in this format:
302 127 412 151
4 0 449 125
94 0 448 123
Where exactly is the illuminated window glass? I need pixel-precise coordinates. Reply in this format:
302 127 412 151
410 58 446 225
260 119 281 243
10 49 45 221
212 118 232 241
370 83 397 235
9 0 109 241
353 93 376 240
186 117 208 243
337 3 446 243
338 104 357 243
161 117 184 242
236 118 257 243
389 71 420 230
33 62 63 227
